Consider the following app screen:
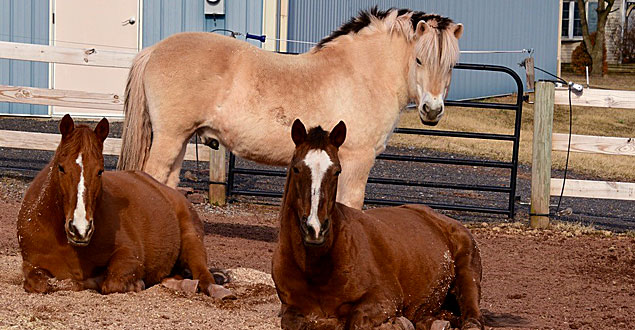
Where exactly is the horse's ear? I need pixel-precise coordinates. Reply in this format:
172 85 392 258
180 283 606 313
94 118 109 143
329 121 347 148
415 20 429 37
291 119 307 146
453 23 464 39
59 114 74 138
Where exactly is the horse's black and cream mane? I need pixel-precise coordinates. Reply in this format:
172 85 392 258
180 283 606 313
315 7 455 50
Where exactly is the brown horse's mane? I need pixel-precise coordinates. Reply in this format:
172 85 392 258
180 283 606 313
55 125 103 162
315 7 455 50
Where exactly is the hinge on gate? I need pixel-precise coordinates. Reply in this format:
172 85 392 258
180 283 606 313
52 13 55 24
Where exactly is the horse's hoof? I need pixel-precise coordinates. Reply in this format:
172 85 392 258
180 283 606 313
205 283 236 300
161 278 199 293
393 316 414 330
431 320 451 330
461 318 483 330
209 267 230 285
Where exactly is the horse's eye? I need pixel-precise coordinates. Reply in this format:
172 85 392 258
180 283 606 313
416 58 422 66
58 164 65 174
334 170 341 176
292 166 300 174
97 169 104 177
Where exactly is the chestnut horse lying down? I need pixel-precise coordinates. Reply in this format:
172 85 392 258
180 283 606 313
272 120 483 330
17 114 232 299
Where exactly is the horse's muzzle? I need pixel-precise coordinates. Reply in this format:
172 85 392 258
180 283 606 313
66 219 95 247
419 104 444 126
300 216 329 246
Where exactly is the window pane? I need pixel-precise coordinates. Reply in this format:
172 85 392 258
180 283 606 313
573 2 582 36
562 1 570 37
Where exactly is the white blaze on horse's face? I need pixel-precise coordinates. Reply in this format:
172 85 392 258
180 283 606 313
65 153 94 246
302 149 333 244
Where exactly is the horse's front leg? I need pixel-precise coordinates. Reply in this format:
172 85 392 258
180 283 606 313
22 262 103 293
280 304 342 330
22 262 53 293
101 248 145 294
143 134 189 187
346 291 404 330
336 149 376 209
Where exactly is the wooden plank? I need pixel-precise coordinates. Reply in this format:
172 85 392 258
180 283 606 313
553 133 635 156
0 85 124 111
555 88 635 109
0 41 135 68
531 82 554 228
551 178 635 201
209 146 227 206
0 130 209 162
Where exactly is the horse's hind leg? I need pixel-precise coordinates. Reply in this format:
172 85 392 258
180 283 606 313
176 204 234 299
166 139 189 187
450 231 484 330
144 133 188 187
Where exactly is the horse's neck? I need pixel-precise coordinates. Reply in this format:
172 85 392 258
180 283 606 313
308 33 412 105
279 199 343 280
30 164 65 223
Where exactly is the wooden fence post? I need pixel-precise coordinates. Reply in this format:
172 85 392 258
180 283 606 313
209 145 227 205
530 81 554 228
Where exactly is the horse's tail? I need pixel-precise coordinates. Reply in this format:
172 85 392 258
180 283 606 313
117 46 154 171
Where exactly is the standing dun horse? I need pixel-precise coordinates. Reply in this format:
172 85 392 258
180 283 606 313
117 7 463 209
17 115 232 299
273 119 483 330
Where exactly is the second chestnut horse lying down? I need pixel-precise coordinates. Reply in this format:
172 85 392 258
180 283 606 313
272 120 483 330
17 115 232 299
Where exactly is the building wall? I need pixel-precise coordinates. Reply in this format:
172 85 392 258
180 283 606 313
286 0 559 99
0 0 49 115
560 0 624 64
142 0 263 48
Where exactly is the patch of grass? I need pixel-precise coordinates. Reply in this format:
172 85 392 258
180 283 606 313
390 75 635 182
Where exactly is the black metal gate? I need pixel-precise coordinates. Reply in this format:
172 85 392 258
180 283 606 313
226 63 523 218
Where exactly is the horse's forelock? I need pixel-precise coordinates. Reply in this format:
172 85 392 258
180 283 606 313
57 127 103 162
414 19 460 71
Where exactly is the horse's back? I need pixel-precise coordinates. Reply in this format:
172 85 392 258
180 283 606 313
99 171 191 282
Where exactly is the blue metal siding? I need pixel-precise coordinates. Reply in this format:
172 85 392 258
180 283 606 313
0 0 49 115
143 0 262 48
287 0 559 100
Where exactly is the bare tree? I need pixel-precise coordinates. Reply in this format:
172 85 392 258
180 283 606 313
575 0 615 76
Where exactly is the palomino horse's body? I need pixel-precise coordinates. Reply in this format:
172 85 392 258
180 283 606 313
17 115 231 298
272 120 483 329
117 8 463 209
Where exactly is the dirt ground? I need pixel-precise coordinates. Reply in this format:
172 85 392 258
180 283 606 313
0 180 634 329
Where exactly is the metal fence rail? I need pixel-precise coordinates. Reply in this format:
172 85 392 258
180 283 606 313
227 63 524 217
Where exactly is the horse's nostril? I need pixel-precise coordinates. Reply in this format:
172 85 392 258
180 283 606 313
68 222 79 237
306 225 317 238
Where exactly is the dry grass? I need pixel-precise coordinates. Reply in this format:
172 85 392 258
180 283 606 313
389 74 635 182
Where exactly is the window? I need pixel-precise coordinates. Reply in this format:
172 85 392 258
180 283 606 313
562 1 598 39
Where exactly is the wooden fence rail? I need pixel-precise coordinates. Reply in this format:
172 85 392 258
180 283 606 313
0 84 124 111
0 41 135 68
531 82 635 228
0 41 230 204
0 130 209 162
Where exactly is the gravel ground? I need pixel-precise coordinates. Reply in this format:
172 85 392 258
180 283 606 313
0 117 633 231
0 185 634 329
